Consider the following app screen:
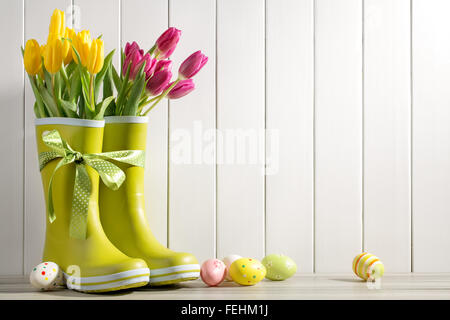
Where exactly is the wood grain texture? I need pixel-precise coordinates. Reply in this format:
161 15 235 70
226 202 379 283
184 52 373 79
315 0 363 272
23 0 72 274
265 0 314 272
412 0 450 272
168 0 216 262
363 0 411 272
216 0 265 259
121 0 169 247
74 0 120 67
2 274 450 300
0 0 24 275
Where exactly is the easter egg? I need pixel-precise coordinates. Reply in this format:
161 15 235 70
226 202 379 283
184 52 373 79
353 253 384 281
229 258 266 286
29 261 64 291
200 259 227 286
222 254 242 281
262 254 297 281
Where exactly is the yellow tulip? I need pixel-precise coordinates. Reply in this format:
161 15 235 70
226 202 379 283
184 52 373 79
39 45 46 78
44 38 64 74
62 27 75 65
87 39 104 74
24 39 42 76
47 9 65 42
72 30 92 66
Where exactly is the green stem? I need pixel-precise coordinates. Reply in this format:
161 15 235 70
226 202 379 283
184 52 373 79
52 74 62 117
142 78 180 116
90 73 95 111
60 64 71 93
147 44 157 56
29 75 46 118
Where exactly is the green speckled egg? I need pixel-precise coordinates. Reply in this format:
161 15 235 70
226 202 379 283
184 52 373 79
262 254 297 281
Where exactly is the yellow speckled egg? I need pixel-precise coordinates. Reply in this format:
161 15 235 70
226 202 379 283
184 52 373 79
229 258 266 286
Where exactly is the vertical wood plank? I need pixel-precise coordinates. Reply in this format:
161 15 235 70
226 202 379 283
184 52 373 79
315 0 362 272
24 0 72 273
121 0 168 247
265 0 314 272
364 0 411 272
216 0 265 259
0 0 24 275
74 0 120 67
413 0 450 272
169 0 216 262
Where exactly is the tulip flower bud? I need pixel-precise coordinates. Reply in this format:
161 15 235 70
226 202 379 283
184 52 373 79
44 38 64 74
141 53 157 78
122 47 142 79
178 51 208 79
124 41 143 57
87 39 104 74
146 70 172 96
47 9 65 42
155 27 181 59
24 39 42 76
167 79 195 99
62 27 75 65
72 30 92 66
155 59 172 72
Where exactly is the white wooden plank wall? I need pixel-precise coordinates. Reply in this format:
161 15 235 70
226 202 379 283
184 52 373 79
412 0 450 272
363 0 411 272
0 0 24 275
168 0 216 263
216 0 266 260
265 0 314 272
2 0 450 275
314 0 363 272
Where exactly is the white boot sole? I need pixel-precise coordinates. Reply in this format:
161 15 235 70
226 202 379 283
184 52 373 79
64 268 150 292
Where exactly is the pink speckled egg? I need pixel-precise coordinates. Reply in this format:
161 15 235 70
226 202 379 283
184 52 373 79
200 259 227 287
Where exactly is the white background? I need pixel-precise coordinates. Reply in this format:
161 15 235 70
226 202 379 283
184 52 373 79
1 0 449 276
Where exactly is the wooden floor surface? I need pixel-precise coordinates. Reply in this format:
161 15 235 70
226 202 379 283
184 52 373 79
1 274 450 300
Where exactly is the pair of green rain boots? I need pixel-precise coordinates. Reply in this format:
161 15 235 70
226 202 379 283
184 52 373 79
35 116 199 293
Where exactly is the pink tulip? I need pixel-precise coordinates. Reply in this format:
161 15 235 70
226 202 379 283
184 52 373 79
124 41 143 57
178 51 208 79
167 79 195 99
155 59 173 72
141 53 157 77
122 48 142 79
146 70 172 96
123 47 157 80
155 27 181 59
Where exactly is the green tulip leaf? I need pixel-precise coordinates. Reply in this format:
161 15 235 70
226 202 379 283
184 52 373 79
94 96 115 120
115 63 131 115
69 68 81 103
123 73 146 116
60 99 79 118
28 75 47 118
111 64 122 92
94 49 115 102
39 86 59 117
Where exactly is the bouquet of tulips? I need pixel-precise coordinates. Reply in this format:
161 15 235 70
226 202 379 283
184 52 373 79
23 9 115 119
111 32 207 116
22 9 208 120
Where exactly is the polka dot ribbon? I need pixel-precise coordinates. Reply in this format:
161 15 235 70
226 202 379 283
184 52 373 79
38 129 145 240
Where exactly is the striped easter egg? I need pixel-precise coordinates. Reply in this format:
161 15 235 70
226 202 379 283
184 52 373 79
352 252 384 281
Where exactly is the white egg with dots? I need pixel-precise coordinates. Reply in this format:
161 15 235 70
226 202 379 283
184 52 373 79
222 254 242 281
30 262 64 291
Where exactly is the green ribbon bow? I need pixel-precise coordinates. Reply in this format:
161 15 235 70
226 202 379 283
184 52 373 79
39 129 145 240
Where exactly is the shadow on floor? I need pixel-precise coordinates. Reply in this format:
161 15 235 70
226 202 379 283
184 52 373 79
329 278 366 283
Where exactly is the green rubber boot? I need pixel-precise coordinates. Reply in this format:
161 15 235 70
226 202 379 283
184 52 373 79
36 118 150 292
99 116 200 286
